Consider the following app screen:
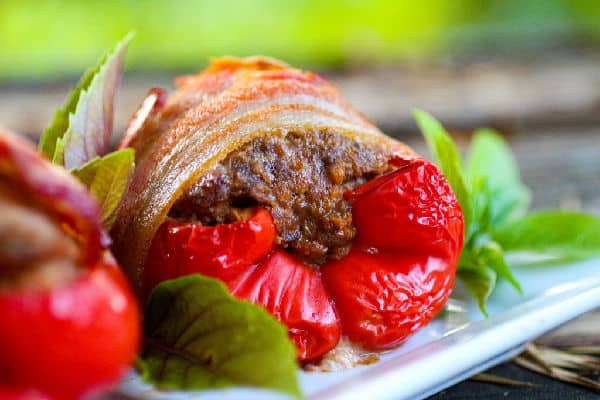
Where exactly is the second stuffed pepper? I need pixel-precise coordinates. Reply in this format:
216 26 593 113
112 57 464 362
0 129 140 399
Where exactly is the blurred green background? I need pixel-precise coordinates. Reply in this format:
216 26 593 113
1 0 599 217
1 0 599 81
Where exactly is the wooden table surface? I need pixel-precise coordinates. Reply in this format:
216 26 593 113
1 53 599 396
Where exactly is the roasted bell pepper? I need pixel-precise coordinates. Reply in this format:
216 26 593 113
0 130 140 399
144 158 463 361
114 57 464 363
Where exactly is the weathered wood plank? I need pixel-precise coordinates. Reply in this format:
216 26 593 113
2 52 600 137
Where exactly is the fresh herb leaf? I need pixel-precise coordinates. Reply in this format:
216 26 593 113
415 113 598 314
52 137 65 164
39 34 134 232
467 129 530 227
141 274 301 398
39 33 133 168
474 240 522 294
414 109 472 230
457 266 496 316
39 68 96 160
72 148 134 230
494 211 600 264
468 177 493 239
457 239 520 314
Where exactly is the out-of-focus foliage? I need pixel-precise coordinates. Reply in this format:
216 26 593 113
0 0 598 81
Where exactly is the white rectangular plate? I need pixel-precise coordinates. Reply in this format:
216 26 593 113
114 257 600 400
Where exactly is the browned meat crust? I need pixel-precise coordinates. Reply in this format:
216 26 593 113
170 129 393 265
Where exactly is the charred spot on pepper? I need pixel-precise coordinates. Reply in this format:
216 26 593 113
169 129 395 265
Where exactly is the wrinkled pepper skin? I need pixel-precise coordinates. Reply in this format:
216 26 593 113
0 260 140 400
322 158 463 349
145 158 464 362
229 249 341 361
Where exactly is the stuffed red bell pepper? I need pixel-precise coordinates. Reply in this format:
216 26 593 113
0 129 140 399
112 57 464 363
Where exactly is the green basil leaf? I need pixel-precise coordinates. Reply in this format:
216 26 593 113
141 274 301 398
72 148 134 230
493 211 600 264
457 265 496 316
475 240 522 294
39 68 96 161
468 176 495 237
414 110 472 231
39 33 133 167
52 137 65 165
467 129 530 226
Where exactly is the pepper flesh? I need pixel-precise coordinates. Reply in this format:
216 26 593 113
229 249 341 361
145 208 341 361
0 387 50 400
0 260 140 400
145 158 463 361
143 207 277 298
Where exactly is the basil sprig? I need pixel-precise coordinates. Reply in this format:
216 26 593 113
415 110 600 314
39 33 135 229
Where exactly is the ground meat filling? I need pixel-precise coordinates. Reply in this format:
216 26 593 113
170 130 392 265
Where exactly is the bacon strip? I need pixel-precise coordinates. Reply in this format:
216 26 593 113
0 129 105 266
112 57 415 287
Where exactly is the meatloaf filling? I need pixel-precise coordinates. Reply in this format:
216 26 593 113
170 130 393 265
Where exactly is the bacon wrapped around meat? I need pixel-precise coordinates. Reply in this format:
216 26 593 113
113 57 464 362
